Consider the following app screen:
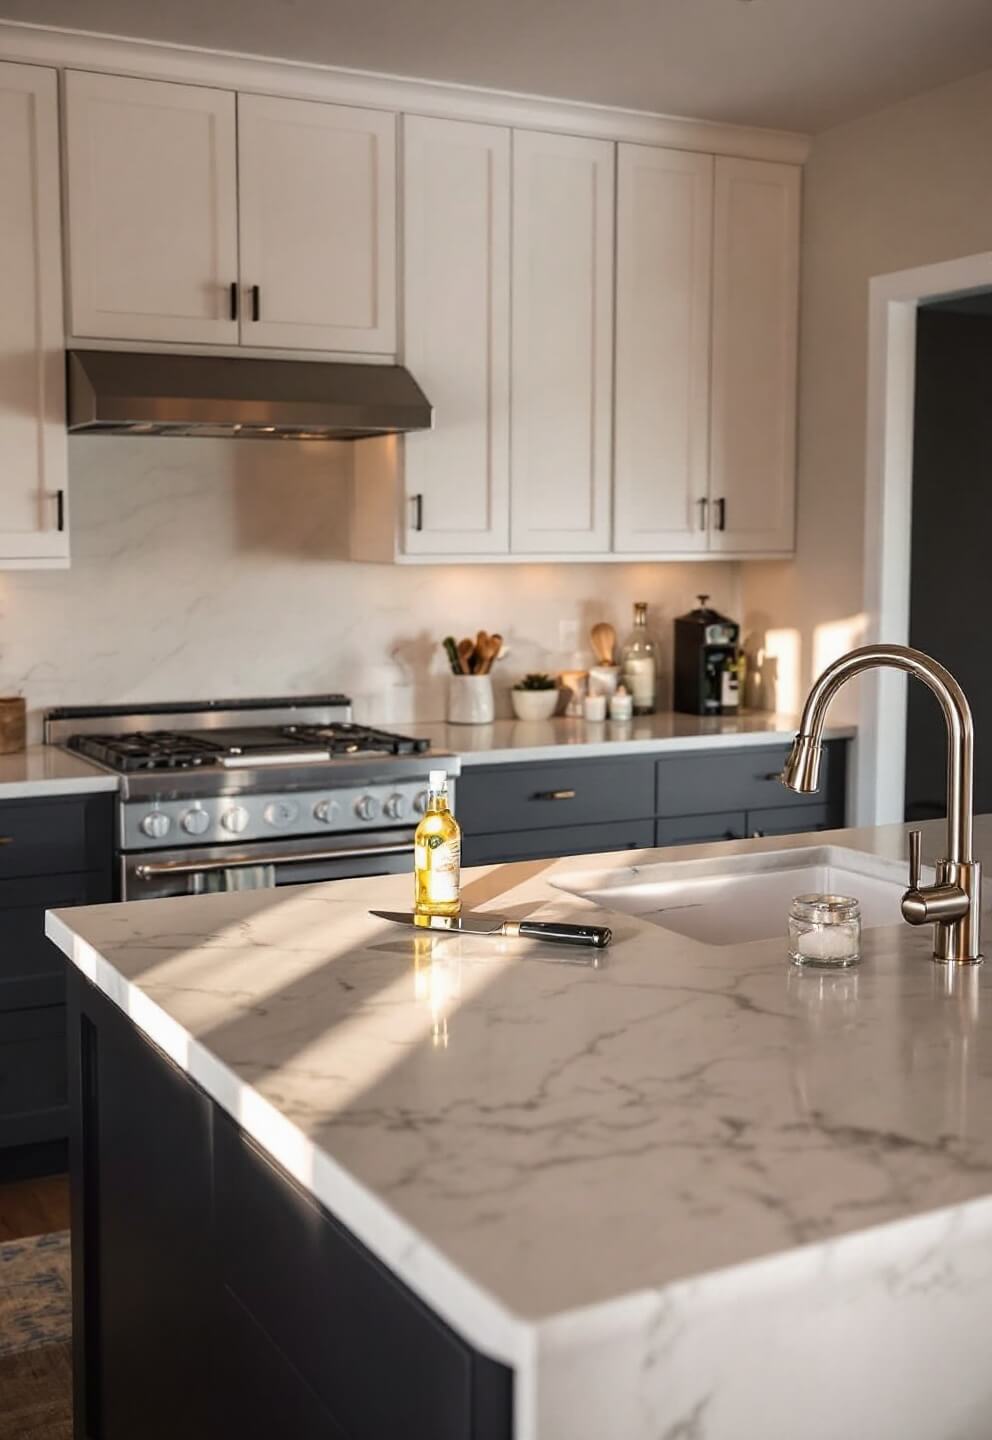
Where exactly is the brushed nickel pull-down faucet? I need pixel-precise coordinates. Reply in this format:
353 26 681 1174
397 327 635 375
782 644 982 965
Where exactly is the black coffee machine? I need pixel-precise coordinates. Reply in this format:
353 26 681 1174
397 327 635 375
673 596 741 715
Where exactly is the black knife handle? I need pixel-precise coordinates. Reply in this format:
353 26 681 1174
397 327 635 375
515 921 612 948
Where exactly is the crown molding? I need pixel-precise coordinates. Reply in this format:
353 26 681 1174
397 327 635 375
0 19 810 164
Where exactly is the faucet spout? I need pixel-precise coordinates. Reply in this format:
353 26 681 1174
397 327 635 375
782 644 981 964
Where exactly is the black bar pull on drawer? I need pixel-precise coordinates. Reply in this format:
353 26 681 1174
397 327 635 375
56 489 65 532
229 281 238 321
715 497 726 531
251 284 261 322
533 789 576 801
411 493 423 532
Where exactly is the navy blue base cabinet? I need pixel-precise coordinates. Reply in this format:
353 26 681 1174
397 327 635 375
0 791 113 1179
67 971 513 1440
458 741 848 866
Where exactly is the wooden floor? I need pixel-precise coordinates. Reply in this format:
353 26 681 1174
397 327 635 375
0 1176 70 1243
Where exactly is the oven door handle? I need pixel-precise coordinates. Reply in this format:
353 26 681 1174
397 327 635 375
133 842 415 880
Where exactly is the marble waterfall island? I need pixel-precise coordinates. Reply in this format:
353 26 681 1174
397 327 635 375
47 817 992 1440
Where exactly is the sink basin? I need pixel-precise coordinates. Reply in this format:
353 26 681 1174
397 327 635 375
551 845 932 947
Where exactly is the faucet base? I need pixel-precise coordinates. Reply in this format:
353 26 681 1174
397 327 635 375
932 859 982 964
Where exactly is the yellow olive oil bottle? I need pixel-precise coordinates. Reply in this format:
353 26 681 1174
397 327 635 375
414 769 461 918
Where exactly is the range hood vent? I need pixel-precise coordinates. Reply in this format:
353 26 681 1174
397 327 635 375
67 350 433 440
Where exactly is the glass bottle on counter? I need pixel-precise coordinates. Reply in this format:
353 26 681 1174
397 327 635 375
620 602 659 715
414 770 462 918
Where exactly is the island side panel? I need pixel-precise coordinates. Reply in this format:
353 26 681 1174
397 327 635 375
66 970 513 1440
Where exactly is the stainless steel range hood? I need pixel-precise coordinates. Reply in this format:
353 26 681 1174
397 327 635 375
67 349 433 439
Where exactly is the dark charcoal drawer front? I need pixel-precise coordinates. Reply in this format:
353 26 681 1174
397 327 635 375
0 872 113 1010
466 819 654 865
747 804 831 838
0 793 114 879
656 812 748 847
458 758 655 835
656 746 830 817
0 1005 67 1145
215 1116 510 1440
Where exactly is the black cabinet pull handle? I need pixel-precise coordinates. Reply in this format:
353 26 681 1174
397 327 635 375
715 497 726 531
697 496 709 531
56 489 65 532
251 285 260 322
533 789 576 801
411 493 423 532
229 282 238 321
762 771 784 782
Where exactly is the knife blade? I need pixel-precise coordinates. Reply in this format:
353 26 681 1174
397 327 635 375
370 909 612 949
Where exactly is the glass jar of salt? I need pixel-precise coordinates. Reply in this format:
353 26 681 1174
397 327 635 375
788 894 861 968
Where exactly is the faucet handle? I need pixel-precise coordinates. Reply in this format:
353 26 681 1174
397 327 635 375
908 829 922 891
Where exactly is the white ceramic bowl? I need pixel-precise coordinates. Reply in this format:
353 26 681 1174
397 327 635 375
511 688 559 721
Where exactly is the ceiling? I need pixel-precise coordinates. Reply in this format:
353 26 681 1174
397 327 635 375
3 0 992 132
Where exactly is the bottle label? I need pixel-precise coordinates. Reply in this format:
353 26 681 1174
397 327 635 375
425 838 460 903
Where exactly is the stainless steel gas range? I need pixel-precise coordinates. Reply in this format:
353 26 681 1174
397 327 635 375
44 696 458 901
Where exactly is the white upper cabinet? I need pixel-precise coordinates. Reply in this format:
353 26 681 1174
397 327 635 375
709 157 800 554
510 130 614 555
614 145 713 554
401 115 510 555
237 95 396 353
65 70 239 345
0 62 68 566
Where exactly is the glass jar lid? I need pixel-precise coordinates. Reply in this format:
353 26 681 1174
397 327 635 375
790 893 861 924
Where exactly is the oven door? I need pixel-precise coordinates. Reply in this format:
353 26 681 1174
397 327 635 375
121 827 415 901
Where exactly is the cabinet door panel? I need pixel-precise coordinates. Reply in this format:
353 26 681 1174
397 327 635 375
656 812 747 848
465 820 654 865
510 131 614 554
238 94 395 353
0 1005 67 1150
709 157 800 554
402 115 510 555
0 62 67 564
746 803 830 839
614 146 712 554
65 70 239 344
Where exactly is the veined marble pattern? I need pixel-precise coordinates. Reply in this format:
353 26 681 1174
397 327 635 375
47 817 992 1439
0 436 742 740
0 744 116 798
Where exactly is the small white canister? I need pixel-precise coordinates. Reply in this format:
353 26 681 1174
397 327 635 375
447 674 495 725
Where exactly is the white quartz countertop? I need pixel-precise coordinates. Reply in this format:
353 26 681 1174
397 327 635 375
46 817 992 1440
0 745 117 800
419 710 854 764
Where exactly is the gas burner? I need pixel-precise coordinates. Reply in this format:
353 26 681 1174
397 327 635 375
69 721 431 773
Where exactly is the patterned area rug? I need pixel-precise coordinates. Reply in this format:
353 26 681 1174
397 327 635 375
0 1232 71 1357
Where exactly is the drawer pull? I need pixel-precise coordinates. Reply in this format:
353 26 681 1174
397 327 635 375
762 771 785 782
0 836 12 846
533 789 576 801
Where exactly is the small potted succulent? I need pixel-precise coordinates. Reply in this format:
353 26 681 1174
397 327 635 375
511 673 560 722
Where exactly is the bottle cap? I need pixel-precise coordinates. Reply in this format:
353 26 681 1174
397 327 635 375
428 769 448 791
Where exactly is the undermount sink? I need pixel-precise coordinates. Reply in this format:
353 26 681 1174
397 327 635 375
551 845 933 947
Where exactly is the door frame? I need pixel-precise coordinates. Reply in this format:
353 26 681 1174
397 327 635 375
858 250 992 826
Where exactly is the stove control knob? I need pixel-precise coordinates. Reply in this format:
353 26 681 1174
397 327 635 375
355 794 381 822
314 799 340 825
383 792 407 820
181 807 211 837
221 805 250 835
264 800 298 830
413 790 429 816
140 810 171 839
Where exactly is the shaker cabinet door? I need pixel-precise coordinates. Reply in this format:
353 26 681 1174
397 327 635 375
64 70 239 345
402 115 510 555
510 130 614 555
614 145 713 555
709 157 800 554
0 61 68 565
237 95 396 353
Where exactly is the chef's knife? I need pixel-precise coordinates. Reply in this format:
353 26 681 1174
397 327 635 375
370 909 612 949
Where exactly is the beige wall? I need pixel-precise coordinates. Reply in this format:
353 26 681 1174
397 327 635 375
743 65 992 719
0 437 739 739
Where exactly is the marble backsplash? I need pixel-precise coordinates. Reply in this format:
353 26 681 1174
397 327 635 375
0 438 741 739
